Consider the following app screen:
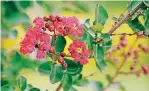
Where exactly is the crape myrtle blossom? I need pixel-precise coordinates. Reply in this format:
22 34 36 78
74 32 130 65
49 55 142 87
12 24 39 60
68 40 90 65
20 14 85 62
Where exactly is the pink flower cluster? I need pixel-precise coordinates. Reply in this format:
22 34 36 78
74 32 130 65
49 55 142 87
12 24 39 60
20 14 84 60
20 17 51 58
68 40 90 65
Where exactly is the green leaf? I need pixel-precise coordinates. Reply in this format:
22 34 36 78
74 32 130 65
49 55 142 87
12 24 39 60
127 18 145 32
90 81 103 91
94 5 108 25
65 58 82 75
101 33 112 51
1 84 14 91
93 44 107 71
91 24 104 33
29 88 40 91
16 1 33 9
17 76 27 90
55 36 66 52
74 79 89 87
50 64 65 84
84 19 96 38
69 87 77 91
143 1 149 7
72 74 82 84
144 9 149 35
62 74 73 91
106 75 112 82
25 84 33 91
38 61 52 75
128 1 142 13
73 2 89 12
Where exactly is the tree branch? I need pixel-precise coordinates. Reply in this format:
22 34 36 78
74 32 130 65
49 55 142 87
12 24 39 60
108 2 144 34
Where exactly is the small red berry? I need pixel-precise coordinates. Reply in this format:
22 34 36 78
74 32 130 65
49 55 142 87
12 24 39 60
142 65 148 75
49 47 54 53
120 40 127 47
60 52 66 57
45 23 49 28
43 16 49 21
49 14 56 22
62 62 67 68
56 16 62 21
142 45 148 53
48 25 55 32
58 56 64 63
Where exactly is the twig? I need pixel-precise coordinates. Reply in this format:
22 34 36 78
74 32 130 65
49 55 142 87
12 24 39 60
56 83 62 91
108 2 143 34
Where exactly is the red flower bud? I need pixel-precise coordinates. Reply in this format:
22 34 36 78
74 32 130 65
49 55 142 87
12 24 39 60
60 52 66 57
49 47 54 53
120 40 127 47
43 16 49 21
56 16 62 21
142 65 148 75
45 23 49 28
49 14 56 22
142 45 148 53
48 25 55 32
62 61 67 68
58 56 64 63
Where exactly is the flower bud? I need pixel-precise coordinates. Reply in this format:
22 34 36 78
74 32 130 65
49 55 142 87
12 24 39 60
130 65 135 71
62 61 67 68
120 40 127 47
120 35 126 40
45 23 49 28
43 16 49 21
56 16 62 21
142 65 148 75
49 47 54 53
48 25 55 32
58 56 64 63
60 52 66 57
142 45 148 53
49 14 56 22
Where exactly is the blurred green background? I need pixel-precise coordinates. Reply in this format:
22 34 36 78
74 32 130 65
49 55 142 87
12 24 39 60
1 1 149 91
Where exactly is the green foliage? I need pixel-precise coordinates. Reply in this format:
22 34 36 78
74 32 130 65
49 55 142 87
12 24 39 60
93 4 108 25
90 81 103 91
106 75 112 83
68 87 77 91
74 78 89 87
93 44 106 71
144 9 149 35
127 18 145 32
50 64 65 84
16 1 33 9
143 1 149 7
29 88 40 91
128 1 142 13
73 1 89 12
1 84 14 91
38 61 52 75
62 74 73 91
65 59 83 75
72 74 82 84
17 76 27 90
101 33 112 51
55 36 66 52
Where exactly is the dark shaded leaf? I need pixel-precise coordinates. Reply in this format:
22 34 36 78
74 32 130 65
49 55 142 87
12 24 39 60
29 88 40 91
1 84 14 91
143 1 149 7
127 18 145 32
17 76 27 90
144 9 149 35
62 74 73 91
38 61 52 75
72 74 82 84
50 64 65 84
16 1 33 9
55 36 66 52
65 58 82 74
106 75 112 82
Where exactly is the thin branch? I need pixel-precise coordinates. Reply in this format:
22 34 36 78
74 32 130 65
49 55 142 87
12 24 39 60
56 83 62 91
108 2 144 34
